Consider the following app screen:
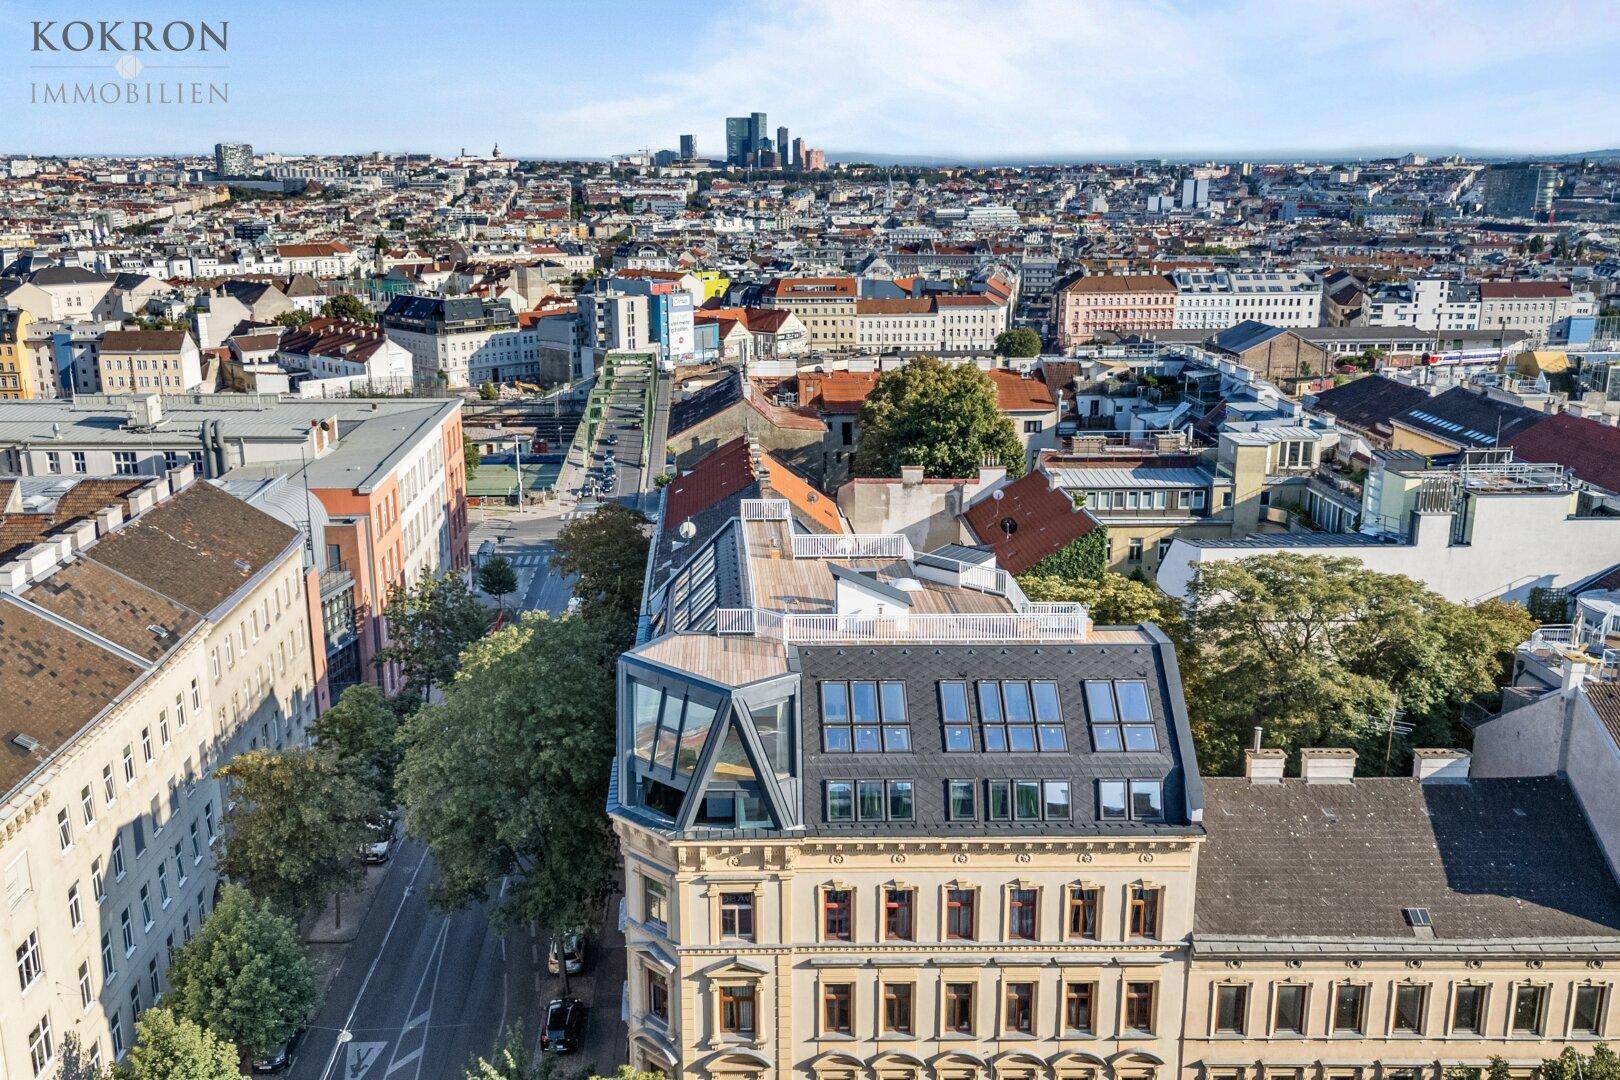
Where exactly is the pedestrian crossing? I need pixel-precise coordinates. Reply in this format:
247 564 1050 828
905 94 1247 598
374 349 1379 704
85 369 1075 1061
504 553 550 568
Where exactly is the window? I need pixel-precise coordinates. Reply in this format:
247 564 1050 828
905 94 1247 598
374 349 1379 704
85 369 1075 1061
1451 984 1483 1033
1005 982 1034 1034
16 930 43 993
114 451 138 475
1128 537 1144 561
1032 681 1066 750
1333 984 1366 1033
1085 680 1156 751
1275 984 1307 1034
646 969 669 1024
157 864 171 907
987 780 1011 820
719 893 755 941
1125 982 1156 1033
946 888 976 940
91 859 105 903
883 982 915 1034
1013 779 1041 820
1064 981 1095 1032
1128 886 1162 939
139 886 153 930
122 745 135 783
81 786 96 826
823 983 852 1035
57 809 72 851
642 878 668 931
1067 886 1100 940
947 780 976 821
111 837 126 880
1043 780 1071 819
978 680 1040 752
823 889 852 941
1216 985 1248 1034
719 984 756 1036
78 960 93 1009
1008 888 1038 941
826 781 854 822
945 982 975 1034
1513 985 1545 1034
71 451 86 474
820 680 909 752
132 817 146 858
28 1015 52 1076
101 932 115 982
888 781 914 821
68 884 82 930
940 681 973 751
148 958 159 1001
103 765 116 805
1574 985 1606 1035
1394 984 1426 1033
140 728 152 764
857 780 885 821
883 888 914 941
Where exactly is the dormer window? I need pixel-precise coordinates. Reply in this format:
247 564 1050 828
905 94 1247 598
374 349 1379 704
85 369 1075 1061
1084 680 1157 752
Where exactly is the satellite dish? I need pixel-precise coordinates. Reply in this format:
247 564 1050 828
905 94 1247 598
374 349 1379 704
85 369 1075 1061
677 520 697 540
991 489 1004 501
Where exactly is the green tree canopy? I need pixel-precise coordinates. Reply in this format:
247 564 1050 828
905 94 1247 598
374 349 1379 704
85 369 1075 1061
1025 526 1109 580
464 434 482 478
1185 553 1533 773
477 555 519 614
217 748 381 918
117 1007 240 1080
551 503 650 630
272 309 312 329
375 569 489 699
851 355 1026 479
165 885 319 1057
398 612 620 936
1019 571 1184 633
310 683 402 803
1532 1045 1620 1080
994 327 1042 357
319 293 374 323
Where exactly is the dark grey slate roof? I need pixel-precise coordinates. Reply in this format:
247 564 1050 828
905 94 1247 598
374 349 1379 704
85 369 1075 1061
1212 320 1289 355
1196 776 1620 941
796 640 1199 838
1309 375 1431 434
1391 386 1547 449
668 372 743 437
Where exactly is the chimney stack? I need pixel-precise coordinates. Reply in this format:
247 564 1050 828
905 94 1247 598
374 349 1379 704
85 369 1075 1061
1412 748 1471 783
1300 747 1357 784
900 465 924 487
1244 748 1286 784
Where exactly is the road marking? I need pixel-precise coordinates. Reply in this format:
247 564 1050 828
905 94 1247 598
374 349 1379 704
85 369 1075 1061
402 1011 430 1033
383 1048 422 1076
315 848 433 1080
345 1042 387 1080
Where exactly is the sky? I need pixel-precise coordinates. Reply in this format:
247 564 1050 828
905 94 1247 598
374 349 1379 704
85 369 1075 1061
2 0 1618 161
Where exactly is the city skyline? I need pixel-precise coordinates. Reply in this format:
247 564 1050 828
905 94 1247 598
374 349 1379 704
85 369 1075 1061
3 0 1618 161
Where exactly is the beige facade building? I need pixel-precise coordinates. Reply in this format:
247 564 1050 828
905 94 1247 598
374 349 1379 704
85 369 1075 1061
763 278 858 351
0 472 317 1076
96 330 205 394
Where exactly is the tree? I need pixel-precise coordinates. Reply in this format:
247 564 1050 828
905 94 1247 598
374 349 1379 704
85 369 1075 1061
552 503 650 629
118 1007 240 1080
1184 554 1533 774
1025 526 1110 580
374 569 489 699
398 613 621 937
477 555 519 614
1020 571 1184 631
464 434 482 478
165 886 319 1058
851 355 1027 480
479 380 499 400
1536 1045 1620 1080
217 748 381 919
55 1033 101 1080
320 293 375 322
994 327 1042 357
272 310 311 329
310 683 402 803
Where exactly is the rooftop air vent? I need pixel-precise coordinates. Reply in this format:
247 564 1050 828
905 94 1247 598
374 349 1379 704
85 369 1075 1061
233 558 252 572
10 732 40 753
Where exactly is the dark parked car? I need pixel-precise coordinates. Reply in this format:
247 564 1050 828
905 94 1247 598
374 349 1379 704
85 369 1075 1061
251 1028 305 1073
540 997 585 1053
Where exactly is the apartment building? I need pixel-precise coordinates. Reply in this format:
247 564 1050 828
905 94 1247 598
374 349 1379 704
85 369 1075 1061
0 309 34 399
575 287 652 379
1054 275 1177 349
380 294 526 389
612 494 1199 1079
0 393 469 698
1170 272 1321 331
0 474 318 1076
95 331 204 395
762 278 858 351
1478 282 1597 341
1366 280 1596 344
853 295 1008 355
274 318 415 395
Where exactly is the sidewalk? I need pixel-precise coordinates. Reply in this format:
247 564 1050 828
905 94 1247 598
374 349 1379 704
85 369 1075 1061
533 894 627 1073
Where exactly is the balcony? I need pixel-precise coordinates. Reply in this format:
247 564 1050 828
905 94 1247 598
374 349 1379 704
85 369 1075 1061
319 561 354 600
714 606 1090 644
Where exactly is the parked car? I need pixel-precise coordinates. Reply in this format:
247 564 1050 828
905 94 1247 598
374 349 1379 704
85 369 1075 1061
547 933 585 975
540 997 585 1053
251 1028 305 1073
358 812 395 865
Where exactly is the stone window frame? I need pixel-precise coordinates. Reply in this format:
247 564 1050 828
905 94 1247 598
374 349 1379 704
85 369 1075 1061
878 880 918 944
1123 877 1165 941
708 972 766 1047
1002 879 1043 943
935 969 982 1040
1509 981 1553 1038
818 881 858 944
1444 979 1491 1037
1565 979 1613 1039
815 971 858 1040
1057 971 1102 1037
938 881 980 943
998 970 1043 1039
1266 979 1312 1039
1064 881 1104 942
1329 980 1372 1035
1385 977 1433 1037
638 867 673 936
704 881 765 946
1119 974 1161 1037
1210 979 1253 1038
877 970 920 1038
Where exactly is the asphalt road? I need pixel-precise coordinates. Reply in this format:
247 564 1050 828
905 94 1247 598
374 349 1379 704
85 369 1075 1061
290 842 534 1080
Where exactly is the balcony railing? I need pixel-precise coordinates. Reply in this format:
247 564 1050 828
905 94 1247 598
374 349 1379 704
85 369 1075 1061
741 498 791 521
912 550 1009 594
791 533 914 560
782 610 1090 644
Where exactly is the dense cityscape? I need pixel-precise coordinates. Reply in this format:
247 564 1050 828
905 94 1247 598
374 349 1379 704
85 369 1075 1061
5 14 1620 1080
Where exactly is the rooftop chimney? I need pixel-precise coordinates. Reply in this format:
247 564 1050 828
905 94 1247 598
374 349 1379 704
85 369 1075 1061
1244 748 1286 784
1412 748 1471 783
1300 747 1357 784
94 505 124 535
900 465 924 487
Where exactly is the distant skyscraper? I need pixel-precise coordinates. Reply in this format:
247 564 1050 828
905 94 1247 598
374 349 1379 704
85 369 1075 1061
749 112 768 163
680 134 696 161
1479 164 1557 218
1179 176 1209 209
725 117 750 167
803 147 826 171
791 137 806 170
776 126 790 167
213 142 252 178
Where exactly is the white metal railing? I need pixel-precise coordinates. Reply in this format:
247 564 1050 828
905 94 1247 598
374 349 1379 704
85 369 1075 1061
1530 624 1575 648
782 611 1090 644
912 550 1009 595
791 533 914 560
741 498 791 521
715 608 755 635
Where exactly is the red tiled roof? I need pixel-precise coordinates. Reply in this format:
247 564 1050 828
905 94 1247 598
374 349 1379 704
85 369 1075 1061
798 371 880 414
961 470 1101 575
663 438 753 530
1480 281 1572 300
1060 273 1176 295
1504 411 1620 494
988 369 1057 412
